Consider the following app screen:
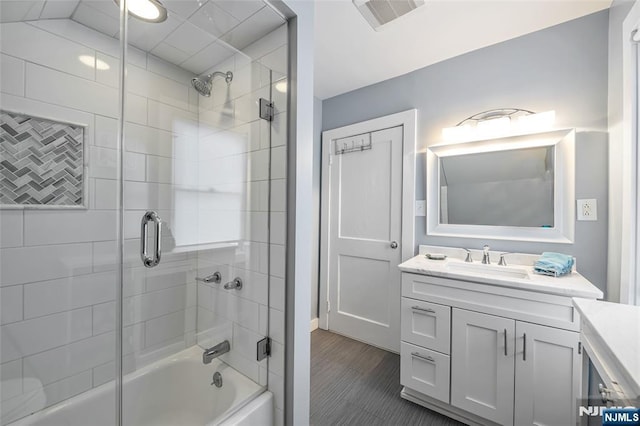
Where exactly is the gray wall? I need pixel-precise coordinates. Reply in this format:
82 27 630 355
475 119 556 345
322 11 610 294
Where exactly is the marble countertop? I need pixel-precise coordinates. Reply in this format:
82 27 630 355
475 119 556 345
398 245 603 299
573 298 640 400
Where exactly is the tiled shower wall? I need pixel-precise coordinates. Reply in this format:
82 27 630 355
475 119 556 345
0 16 288 426
0 18 201 425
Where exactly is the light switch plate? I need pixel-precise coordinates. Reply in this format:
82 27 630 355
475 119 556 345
577 199 597 221
415 200 426 217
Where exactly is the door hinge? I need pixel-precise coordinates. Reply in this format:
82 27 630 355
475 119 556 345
326 300 331 313
259 98 274 121
578 341 582 354
257 337 271 361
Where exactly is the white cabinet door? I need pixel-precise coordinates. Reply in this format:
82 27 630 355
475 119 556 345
451 308 515 426
514 322 581 426
326 126 404 352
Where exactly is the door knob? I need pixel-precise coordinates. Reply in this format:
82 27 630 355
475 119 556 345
390 241 398 249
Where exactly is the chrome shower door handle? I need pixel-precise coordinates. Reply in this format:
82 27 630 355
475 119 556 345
140 211 162 268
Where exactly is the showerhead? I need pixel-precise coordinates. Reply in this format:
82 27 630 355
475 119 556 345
191 71 233 97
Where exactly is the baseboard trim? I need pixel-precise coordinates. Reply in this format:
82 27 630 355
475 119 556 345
310 318 319 332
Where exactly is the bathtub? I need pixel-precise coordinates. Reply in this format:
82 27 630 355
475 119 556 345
8 346 273 426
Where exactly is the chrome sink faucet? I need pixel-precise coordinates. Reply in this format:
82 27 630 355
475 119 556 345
203 340 230 364
482 245 491 264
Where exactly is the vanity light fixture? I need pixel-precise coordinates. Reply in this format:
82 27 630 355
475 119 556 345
441 108 556 142
113 0 168 23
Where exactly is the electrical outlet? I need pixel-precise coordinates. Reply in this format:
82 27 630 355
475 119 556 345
577 199 597 221
415 200 426 217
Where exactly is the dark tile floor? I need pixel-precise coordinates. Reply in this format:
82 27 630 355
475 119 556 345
309 329 465 426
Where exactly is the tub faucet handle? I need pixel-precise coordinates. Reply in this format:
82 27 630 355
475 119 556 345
498 253 510 266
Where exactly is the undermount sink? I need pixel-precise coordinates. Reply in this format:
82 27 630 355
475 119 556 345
445 261 530 279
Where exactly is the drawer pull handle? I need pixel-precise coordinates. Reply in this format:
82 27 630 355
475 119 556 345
411 352 435 363
411 306 436 314
523 333 527 361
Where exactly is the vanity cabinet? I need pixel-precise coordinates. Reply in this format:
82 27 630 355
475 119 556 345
450 308 581 426
399 269 590 426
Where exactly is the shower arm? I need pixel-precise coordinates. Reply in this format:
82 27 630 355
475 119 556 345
209 71 233 84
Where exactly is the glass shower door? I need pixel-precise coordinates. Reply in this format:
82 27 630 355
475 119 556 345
0 1 124 424
119 1 286 424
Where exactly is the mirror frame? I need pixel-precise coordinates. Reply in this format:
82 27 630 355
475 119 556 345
426 128 575 243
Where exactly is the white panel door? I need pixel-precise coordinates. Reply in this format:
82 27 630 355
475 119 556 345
451 308 515 426
327 126 403 352
514 322 581 426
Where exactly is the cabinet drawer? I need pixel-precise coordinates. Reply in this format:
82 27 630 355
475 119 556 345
401 342 450 404
401 298 451 354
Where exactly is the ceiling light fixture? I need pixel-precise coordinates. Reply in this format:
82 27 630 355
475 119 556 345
113 0 168 23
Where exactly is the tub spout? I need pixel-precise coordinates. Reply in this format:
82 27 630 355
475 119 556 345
203 340 230 364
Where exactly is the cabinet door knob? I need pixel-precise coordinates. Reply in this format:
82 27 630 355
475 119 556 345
390 241 398 249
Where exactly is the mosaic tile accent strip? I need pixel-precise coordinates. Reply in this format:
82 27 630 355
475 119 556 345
0 110 85 207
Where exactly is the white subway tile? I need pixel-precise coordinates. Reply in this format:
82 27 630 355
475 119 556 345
94 52 119 88
0 53 24 97
271 145 286 180
40 1 79 19
260 45 287 77
0 285 22 325
93 178 117 210
1 22 95 80
0 210 23 248
1 308 92 362
269 340 284 377
94 115 118 148
269 277 284 312
231 322 262 361
124 181 174 210
26 63 118 118
270 211 286 246
128 64 190 111
220 348 260 384
23 271 115 319
271 112 286 147
150 42 190 67
24 210 117 246
0 359 22 401
146 155 173 183
269 244 285 279
145 308 195 348
249 149 269 181
223 292 260 333
268 371 284 411
72 2 119 37
147 99 198 135
125 93 148 125
22 331 114 387
28 19 146 68
125 122 174 157
89 146 146 181
147 54 194 85
0 243 92 286
269 308 284 345
270 179 286 212
247 211 268 243
145 265 193 292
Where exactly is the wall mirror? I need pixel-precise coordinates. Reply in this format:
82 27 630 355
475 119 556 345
426 128 575 243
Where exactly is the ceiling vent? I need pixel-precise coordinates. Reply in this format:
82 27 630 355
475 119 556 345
353 0 426 31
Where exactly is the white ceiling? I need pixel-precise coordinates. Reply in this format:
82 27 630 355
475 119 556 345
314 0 612 100
0 0 285 75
